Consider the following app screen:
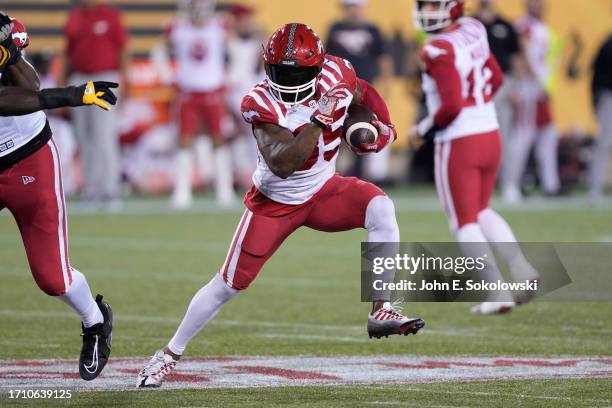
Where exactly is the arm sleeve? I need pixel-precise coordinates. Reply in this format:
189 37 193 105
485 53 504 96
356 77 391 124
421 39 463 128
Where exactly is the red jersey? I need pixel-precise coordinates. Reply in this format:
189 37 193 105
65 4 128 73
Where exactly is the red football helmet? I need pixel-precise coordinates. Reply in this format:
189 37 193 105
263 23 325 105
413 0 464 33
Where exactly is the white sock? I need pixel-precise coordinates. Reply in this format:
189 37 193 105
214 146 235 205
167 274 238 356
456 223 513 302
365 195 399 301
173 148 192 204
58 269 103 328
193 137 215 184
478 208 539 282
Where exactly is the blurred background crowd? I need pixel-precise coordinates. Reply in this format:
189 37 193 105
4 0 611 210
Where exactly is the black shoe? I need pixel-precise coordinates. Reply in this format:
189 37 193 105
79 294 113 381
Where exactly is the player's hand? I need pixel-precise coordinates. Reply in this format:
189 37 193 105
11 18 29 49
0 12 20 67
354 120 397 155
407 126 426 151
311 82 353 130
78 81 119 111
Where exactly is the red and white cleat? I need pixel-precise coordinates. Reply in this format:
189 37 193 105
470 301 515 315
367 301 425 339
136 350 177 388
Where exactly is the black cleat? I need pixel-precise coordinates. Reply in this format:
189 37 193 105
79 294 112 381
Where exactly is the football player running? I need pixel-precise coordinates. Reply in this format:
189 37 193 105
137 23 424 388
408 0 539 315
0 12 117 380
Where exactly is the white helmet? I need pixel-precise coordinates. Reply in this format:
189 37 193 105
413 0 465 33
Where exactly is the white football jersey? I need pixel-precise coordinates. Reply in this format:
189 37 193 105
241 56 357 205
168 17 226 92
0 112 47 157
422 17 499 141
516 16 550 89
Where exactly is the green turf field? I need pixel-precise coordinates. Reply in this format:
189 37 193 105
1 189 611 407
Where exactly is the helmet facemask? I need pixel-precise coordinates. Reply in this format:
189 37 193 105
265 63 321 105
413 0 459 33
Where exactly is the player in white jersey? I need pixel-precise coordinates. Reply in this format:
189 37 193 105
0 12 117 380
225 4 264 186
137 23 425 388
154 0 235 208
409 0 539 315
502 0 560 203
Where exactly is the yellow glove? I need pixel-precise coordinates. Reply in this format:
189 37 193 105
80 81 119 111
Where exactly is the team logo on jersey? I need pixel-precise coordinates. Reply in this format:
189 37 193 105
22 176 35 185
423 44 448 59
242 110 260 123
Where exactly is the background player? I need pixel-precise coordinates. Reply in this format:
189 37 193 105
502 0 560 203
137 23 424 388
409 0 539 315
153 0 235 208
0 12 116 380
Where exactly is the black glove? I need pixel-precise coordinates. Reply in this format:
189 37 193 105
39 81 119 111
0 11 21 67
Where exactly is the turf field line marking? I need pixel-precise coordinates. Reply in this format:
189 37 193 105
2 309 610 344
2 194 609 217
360 386 612 404
0 309 482 336
256 333 370 343
366 402 470 408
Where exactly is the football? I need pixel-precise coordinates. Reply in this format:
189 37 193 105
343 104 378 150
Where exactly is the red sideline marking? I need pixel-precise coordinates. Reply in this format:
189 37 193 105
493 359 578 367
118 368 210 383
226 365 340 380
383 359 580 370
384 361 489 369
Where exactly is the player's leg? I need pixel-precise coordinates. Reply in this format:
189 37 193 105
137 208 303 387
3 139 112 380
476 131 540 301
303 175 424 338
172 91 198 209
89 74 121 210
502 82 538 203
203 89 236 206
535 124 561 196
436 137 514 314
